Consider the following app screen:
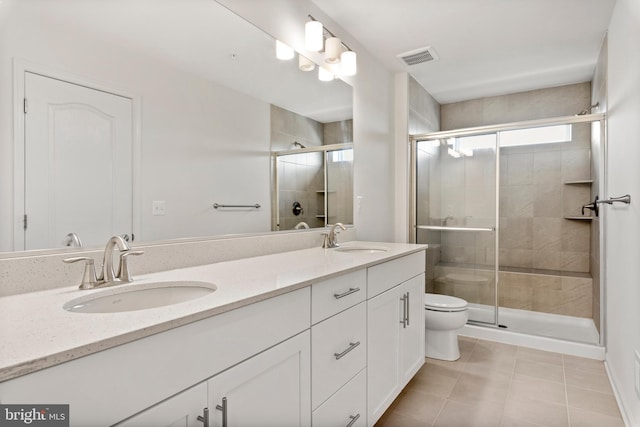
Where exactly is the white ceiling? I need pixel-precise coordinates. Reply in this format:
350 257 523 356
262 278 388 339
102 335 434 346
312 0 616 104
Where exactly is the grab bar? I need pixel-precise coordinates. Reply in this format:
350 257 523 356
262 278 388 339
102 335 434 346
213 203 261 209
415 225 496 232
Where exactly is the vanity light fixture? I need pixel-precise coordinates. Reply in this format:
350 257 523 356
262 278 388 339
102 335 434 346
275 40 294 60
306 15 357 77
318 66 334 82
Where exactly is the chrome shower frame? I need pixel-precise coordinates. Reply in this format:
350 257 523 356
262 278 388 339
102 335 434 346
409 113 607 345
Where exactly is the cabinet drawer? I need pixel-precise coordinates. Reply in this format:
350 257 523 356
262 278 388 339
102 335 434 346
312 269 366 324
312 302 366 409
313 368 366 427
367 251 425 298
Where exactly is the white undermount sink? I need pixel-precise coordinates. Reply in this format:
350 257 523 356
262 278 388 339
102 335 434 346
334 245 388 254
63 281 217 314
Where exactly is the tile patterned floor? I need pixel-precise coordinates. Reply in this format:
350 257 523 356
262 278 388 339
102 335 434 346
375 337 625 427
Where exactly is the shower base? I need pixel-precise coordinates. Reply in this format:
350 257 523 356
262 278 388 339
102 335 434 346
460 303 603 359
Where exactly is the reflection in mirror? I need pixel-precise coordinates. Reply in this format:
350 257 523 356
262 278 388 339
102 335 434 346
0 0 353 254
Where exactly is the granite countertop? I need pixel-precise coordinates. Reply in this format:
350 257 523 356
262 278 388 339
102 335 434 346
0 241 425 382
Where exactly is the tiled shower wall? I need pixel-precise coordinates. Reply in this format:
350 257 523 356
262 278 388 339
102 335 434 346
430 83 597 319
271 105 353 230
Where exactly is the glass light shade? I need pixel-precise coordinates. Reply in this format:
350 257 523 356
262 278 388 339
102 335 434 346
324 37 342 64
340 51 357 76
305 21 323 52
275 40 294 60
318 66 334 82
298 55 315 72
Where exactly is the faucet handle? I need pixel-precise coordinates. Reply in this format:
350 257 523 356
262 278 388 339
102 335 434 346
321 233 331 249
63 257 98 289
118 250 144 283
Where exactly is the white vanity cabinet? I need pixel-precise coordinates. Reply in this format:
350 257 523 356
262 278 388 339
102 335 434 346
114 383 208 427
116 332 310 427
310 269 367 426
366 253 426 426
207 331 311 427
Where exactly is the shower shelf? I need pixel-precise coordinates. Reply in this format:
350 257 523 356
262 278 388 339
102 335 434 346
564 216 593 221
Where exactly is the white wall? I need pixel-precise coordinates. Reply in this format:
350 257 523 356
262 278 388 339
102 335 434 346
604 0 640 424
0 2 271 251
217 0 398 242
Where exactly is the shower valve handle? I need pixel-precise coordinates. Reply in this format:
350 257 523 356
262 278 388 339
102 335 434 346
581 196 599 217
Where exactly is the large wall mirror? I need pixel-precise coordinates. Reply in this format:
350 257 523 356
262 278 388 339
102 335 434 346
0 0 353 255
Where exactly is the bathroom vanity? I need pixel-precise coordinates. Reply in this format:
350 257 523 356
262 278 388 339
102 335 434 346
0 242 425 426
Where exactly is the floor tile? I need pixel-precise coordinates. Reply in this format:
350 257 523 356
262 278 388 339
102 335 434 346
433 399 504 427
516 346 564 366
566 385 622 418
387 388 445 425
568 407 625 427
564 365 613 394
374 337 624 427
513 358 565 383
503 397 569 427
508 377 567 405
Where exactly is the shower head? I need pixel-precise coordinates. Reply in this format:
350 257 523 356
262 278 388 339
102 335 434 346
577 102 600 115
292 141 307 149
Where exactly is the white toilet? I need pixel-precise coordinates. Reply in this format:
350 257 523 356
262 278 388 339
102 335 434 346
424 293 469 361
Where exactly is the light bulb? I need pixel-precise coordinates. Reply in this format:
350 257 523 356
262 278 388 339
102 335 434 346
275 40 294 60
298 55 315 71
305 21 323 52
318 66 334 82
340 51 357 76
324 37 342 64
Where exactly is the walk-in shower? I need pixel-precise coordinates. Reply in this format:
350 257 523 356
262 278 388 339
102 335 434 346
411 113 606 346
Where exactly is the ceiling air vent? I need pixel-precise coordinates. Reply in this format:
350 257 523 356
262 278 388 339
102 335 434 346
397 46 439 66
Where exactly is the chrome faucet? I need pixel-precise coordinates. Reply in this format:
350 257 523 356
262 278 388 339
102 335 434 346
99 235 132 283
63 235 144 289
62 232 83 247
323 223 346 248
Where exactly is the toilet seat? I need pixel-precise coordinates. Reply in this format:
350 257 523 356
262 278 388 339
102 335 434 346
425 293 468 312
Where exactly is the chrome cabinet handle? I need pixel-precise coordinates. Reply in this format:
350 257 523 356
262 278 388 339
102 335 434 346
334 341 361 360
334 287 360 299
346 413 361 427
215 397 227 427
197 407 209 427
400 294 407 328
405 291 410 326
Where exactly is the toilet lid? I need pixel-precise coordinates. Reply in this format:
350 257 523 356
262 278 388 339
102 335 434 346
424 293 468 311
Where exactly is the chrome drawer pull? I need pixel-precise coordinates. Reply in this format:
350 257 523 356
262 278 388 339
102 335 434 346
215 397 227 427
334 287 360 299
346 413 361 427
197 407 209 427
334 341 361 360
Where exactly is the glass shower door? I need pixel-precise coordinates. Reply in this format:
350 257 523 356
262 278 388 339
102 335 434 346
414 133 499 325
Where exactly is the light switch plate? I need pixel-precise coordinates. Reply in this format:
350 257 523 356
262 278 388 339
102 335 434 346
152 201 166 216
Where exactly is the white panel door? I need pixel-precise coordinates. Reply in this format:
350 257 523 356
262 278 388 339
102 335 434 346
366 286 401 426
208 331 311 427
24 72 133 250
399 274 426 388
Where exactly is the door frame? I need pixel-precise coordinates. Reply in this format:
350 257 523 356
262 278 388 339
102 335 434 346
12 58 142 251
